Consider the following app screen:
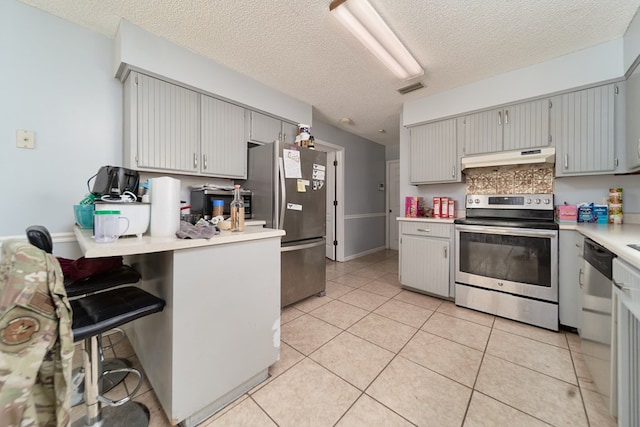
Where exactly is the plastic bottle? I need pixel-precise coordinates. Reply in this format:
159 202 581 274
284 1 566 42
230 185 245 232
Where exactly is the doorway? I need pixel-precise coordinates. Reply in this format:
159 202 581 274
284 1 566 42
315 140 345 262
386 160 400 250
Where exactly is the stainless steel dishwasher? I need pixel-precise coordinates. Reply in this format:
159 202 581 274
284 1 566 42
580 238 616 412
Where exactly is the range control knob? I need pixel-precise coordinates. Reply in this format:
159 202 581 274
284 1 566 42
526 199 532 204
544 198 551 205
467 198 473 205
474 198 480 204
535 198 541 204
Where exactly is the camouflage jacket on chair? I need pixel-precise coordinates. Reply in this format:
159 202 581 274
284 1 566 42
0 240 73 427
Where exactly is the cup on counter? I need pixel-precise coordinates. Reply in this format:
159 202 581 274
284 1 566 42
94 210 129 243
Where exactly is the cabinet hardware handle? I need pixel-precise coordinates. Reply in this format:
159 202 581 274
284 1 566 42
498 111 502 126
193 153 198 168
578 268 584 288
504 109 509 125
443 247 447 258
417 228 431 232
613 280 631 291
452 166 456 177
203 154 208 169
564 154 569 169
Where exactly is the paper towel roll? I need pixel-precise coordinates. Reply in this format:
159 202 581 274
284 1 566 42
150 176 181 237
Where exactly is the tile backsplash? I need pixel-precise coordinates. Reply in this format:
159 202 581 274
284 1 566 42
465 164 554 194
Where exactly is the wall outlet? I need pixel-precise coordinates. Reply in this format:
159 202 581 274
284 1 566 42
16 129 35 149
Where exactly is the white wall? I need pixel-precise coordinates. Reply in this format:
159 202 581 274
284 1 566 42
404 39 624 127
624 8 640 73
0 1 123 237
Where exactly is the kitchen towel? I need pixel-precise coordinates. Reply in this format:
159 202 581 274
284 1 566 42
150 176 181 237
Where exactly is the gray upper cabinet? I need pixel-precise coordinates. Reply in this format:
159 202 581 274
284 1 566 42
552 83 617 176
124 72 249 178
626 65 640 171
249 111 298 145
461 99 551 156
200 95 247 178
127 72 200 173
409 118 460 184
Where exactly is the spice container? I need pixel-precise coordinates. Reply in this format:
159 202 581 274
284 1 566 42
212 200 224 218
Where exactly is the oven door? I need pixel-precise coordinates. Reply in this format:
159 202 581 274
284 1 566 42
455 224 558 302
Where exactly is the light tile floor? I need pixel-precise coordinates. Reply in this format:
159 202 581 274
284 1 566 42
70 250 617 426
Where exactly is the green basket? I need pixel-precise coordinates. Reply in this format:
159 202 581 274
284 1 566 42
74 204 94 229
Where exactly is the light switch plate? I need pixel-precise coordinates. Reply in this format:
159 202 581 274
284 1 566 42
16 129 35 149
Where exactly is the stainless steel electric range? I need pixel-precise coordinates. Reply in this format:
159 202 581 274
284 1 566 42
454 194 559 331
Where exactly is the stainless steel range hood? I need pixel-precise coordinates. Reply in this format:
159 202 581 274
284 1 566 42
461 147 555 170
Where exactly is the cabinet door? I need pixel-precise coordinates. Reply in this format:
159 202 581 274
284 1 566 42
503 99 551 151
553 84 617 176
462 108 502 155
400 235 449 298
409 119 459 184
201 96 247 178
558 230 584 328
626 65 640 171
136 74 200 172
250 112 282 144
281 122 299 145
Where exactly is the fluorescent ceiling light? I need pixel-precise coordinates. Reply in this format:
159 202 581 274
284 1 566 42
330 0 423 80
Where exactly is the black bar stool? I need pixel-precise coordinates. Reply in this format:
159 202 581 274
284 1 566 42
70 286 165 426
26 225 142 405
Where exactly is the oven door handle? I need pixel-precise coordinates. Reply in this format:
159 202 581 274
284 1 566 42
455 224 557 238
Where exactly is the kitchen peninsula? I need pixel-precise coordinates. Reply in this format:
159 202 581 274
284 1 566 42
74 226 285 426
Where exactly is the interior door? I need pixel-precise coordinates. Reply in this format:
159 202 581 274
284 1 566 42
387 160 400 250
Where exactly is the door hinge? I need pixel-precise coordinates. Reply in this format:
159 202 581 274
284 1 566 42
548 100 552 108
333 240 338 246
135 75 138 85
548 134 552 143
615 85 619 95
333 200 338 206
615 158 619 167
333 160 338 167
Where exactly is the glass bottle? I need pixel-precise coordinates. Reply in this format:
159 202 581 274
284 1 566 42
230 184 245 232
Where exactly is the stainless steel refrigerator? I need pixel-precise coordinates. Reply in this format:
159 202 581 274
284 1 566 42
245 142 327 307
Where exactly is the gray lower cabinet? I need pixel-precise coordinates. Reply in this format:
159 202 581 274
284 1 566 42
559 230 584 329
552 83 619 176
461 99 551 156
409 118 460 184
399 221 453 298
612 257 640 425
124 72 248 178
248 111 298 145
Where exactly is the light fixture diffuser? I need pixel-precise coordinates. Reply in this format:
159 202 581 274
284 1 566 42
330 0 423 80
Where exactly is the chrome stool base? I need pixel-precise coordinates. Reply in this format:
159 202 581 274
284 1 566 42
71 401 150 427
71 359 131 407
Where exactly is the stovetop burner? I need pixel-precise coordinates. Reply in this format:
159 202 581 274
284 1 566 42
455 193 557 229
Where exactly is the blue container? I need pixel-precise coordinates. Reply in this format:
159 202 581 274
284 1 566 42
593 205 608 224
74 204 94 229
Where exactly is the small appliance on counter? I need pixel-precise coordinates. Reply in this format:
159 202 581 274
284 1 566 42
190 187 252 220
88 166 140 201
95 202 150 238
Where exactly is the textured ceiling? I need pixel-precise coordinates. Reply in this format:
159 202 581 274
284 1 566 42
18 0 640 145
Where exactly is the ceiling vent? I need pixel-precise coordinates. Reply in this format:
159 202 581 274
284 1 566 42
397 81 424 95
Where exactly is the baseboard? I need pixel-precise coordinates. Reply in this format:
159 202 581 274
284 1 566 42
343 246 387 262
0 231 76 246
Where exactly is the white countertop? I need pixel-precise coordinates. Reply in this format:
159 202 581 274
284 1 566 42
396 217 457 224
571 223 640 269
74 225 285 258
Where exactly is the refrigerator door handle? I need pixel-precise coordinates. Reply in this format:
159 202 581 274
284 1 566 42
281 238 325 252
278 156 286 230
